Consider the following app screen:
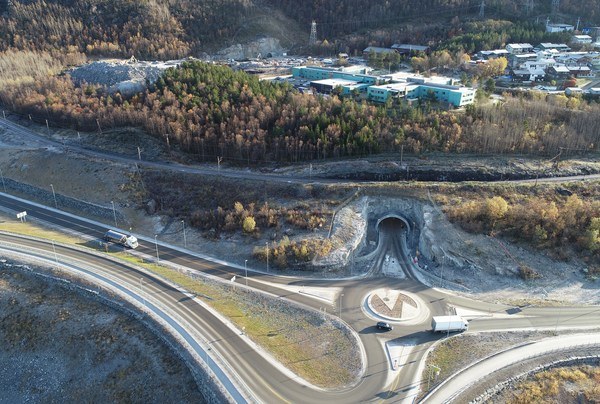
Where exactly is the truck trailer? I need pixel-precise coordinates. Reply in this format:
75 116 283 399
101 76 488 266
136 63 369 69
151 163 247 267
431 315 468 333
104 230 139 249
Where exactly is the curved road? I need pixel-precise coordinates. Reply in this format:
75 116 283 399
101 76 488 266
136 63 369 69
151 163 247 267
2 193 600 403
1 117 600 185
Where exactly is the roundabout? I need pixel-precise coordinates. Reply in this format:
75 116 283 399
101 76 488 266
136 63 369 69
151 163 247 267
364 288 430 325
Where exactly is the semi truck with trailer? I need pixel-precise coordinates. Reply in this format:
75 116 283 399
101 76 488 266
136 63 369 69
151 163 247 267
104 230 139 249
431 315 468 333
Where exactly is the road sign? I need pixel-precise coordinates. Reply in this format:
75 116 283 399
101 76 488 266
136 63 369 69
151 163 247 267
16 211 27 221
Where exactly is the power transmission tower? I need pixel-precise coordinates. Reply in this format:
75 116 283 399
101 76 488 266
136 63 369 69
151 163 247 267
309 21 317 46
525 0 534 16
551 0 559 15
479 0 485 18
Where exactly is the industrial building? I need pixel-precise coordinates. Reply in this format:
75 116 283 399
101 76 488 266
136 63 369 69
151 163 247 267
291 66 475 107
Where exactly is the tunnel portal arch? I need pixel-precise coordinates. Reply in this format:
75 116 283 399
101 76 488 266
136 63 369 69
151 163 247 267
376 214 411 232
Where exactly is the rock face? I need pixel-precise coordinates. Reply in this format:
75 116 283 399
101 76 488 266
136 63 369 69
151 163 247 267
216 37 284 60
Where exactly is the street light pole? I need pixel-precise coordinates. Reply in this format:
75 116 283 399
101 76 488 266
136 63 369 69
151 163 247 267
50 184 57 208
244 259 248 286
0 168 6 193
139 277 146 307
266 242 269 273
111 201 117 227
181 220 187 248
339 293 345 319
154 234 159 263
51 240 58 265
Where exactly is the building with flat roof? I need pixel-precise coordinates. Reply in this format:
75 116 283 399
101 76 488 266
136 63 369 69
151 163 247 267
506 43 534 54
391 44 430 54
537 43 571 52
292 65 475 107
572 35 593 44
546 23 574 33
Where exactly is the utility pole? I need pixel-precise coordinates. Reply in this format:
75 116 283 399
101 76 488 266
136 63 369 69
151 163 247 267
309 21 317 46
45 119 50 136
244 259 248 286
479 0 485 18
96 119 102 134
576 17 581 31
50 184 57 208
217 156 223 171
181 220 187 248
400 144 404 166
154 235 160 263
266 242 269 273
0 168 6 193
137 146 141 160
111 201 117 227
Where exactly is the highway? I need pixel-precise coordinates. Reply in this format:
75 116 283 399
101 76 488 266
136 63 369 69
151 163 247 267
2 193 600 403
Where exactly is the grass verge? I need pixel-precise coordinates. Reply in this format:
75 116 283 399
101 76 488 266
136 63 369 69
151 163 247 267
0 215 361 388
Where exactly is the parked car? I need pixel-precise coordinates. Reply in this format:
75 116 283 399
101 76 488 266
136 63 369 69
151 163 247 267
376 321 393 331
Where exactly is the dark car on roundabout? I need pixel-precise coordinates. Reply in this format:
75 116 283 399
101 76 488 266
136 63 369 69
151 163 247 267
376 321 393 331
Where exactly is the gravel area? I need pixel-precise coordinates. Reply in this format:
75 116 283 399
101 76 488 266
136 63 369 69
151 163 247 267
0 261 206 403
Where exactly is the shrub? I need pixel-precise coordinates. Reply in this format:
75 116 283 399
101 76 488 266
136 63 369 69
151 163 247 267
242 216 256 233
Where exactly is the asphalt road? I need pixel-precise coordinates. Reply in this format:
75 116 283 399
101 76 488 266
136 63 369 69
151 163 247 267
2 117 600 185
2 194 600 403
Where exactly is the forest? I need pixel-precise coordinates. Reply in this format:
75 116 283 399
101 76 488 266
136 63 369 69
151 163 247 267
444 185 600 270
2 0 599 60
1 60 599 163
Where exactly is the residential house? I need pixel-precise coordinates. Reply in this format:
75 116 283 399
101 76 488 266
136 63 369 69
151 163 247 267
506 43 534 54
572 35 593 44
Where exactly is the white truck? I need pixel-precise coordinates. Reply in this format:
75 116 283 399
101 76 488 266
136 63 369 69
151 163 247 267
431 315 469 333
104 229 139 249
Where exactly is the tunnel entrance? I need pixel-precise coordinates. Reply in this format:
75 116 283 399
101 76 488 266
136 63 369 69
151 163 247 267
376 215 410 232
369 216 415 279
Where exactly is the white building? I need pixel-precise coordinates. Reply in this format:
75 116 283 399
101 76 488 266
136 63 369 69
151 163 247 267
506 43 534 54
546 23 575 33
572 35 593 44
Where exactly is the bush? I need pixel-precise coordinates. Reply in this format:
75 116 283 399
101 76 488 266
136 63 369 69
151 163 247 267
242 216 256 233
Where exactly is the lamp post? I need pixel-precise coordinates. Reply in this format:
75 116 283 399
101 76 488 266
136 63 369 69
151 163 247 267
111 201 117 227
51 240 58 265
427 364 441 390
50 184 57 208
154 234 159 263
266 242 269 273
139 277 146 307
181 220 187 248
0 168 6 193
244 259 248 286
339 293 345 320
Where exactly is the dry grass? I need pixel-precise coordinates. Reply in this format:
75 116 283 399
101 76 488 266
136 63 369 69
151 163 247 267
0 213 361 388
506 365 600 403
117 255 360 387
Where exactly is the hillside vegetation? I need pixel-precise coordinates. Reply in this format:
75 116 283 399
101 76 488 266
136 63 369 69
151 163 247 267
1 61 599 163
2 0 600 59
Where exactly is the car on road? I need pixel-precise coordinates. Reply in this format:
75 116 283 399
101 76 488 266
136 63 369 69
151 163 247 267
376 321 393 331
